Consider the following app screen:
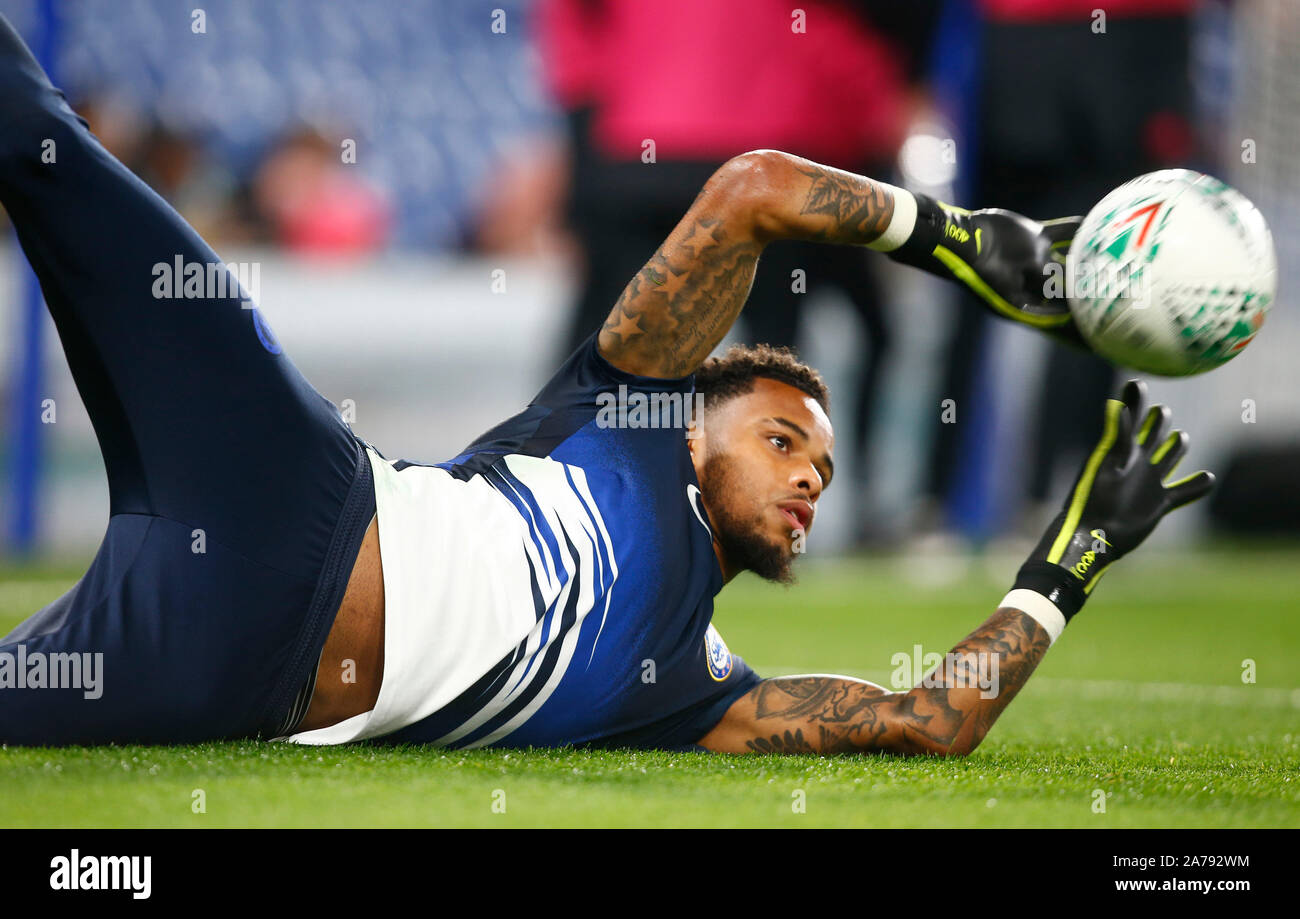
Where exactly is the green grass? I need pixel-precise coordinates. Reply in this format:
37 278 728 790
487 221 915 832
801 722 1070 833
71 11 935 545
1 545 1298 827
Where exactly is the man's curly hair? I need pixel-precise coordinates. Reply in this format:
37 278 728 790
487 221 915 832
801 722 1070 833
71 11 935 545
693 343 829 414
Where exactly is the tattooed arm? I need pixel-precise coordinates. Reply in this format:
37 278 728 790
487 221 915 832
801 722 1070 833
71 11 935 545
697 606 1052 756
699 380 1216 757
596 150 896 378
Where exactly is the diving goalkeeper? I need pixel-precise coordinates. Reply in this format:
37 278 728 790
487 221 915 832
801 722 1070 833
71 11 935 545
0 15 1212 753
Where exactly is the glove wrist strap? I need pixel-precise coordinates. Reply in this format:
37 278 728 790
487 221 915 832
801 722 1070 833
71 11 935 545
999 589 1067 645
1013 560 1089 622
865 183 920 252
883 191 948 266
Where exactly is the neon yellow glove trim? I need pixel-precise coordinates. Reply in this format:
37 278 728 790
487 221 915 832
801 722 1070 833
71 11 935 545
1151 431 1179 465
1048 398 1123 564
1136 409 1159 445
1082 562 1112 595
931 245 1072 329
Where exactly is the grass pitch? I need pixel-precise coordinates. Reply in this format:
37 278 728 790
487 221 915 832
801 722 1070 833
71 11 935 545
1 545 1297 828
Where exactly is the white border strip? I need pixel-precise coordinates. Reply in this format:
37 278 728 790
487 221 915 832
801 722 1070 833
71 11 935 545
865 184 917 252
1000 588 1066 645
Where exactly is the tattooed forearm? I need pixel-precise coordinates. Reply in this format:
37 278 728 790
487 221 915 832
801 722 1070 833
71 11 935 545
699 607 1054 757
597 150 899 378
745 728 816 754
599 217 762 378
789 164 895 244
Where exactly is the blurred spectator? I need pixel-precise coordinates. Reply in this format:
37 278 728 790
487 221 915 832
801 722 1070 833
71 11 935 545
73 94 147 168
469 133 573 257
252 128 392 255
134 123 253 244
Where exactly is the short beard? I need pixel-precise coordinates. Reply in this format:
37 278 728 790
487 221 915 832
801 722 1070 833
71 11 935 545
698 452 796 585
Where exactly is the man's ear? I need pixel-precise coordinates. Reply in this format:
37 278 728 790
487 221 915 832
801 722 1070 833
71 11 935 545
686 420 706 456
687 423 707 486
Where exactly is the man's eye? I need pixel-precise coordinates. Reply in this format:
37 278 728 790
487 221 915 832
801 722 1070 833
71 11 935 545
769 435 787 450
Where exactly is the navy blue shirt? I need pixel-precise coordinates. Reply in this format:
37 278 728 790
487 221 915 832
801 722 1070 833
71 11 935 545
373 334 761 750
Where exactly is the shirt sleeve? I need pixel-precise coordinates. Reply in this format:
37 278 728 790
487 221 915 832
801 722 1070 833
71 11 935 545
532 330 695 410
584 625 763 751
445 331 697 469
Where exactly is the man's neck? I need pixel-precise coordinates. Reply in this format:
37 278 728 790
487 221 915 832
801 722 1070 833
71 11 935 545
712 537 737 584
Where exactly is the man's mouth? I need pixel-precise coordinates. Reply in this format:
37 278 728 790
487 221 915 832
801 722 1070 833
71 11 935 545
776 500 812 532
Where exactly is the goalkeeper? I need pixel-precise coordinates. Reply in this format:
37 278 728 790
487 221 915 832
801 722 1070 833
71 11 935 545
592 156 1214 754
0 14 1211 753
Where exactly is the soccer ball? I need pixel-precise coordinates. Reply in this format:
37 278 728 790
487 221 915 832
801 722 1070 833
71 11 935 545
1064 169 1277 377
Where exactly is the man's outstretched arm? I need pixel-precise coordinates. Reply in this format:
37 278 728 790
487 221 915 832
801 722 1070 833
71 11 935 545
700 380 1215 756
597 150 897 379
597 149 1079 379
700 606 1051 756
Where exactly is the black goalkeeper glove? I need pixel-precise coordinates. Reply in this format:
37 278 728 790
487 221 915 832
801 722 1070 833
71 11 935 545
1012 379 1215 624
886 193 1086 348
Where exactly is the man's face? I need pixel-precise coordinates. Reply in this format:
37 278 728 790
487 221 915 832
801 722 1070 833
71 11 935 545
689 378 834 584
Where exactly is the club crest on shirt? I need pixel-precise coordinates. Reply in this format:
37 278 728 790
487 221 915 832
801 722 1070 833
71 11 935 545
251 308 283 355
704 623 733 682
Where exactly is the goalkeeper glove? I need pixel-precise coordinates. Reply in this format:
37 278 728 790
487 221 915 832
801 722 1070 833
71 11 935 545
875 190 1084 347
1006 380 1215 638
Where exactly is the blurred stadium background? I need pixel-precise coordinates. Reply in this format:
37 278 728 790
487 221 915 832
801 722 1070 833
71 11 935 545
1 0 1298 564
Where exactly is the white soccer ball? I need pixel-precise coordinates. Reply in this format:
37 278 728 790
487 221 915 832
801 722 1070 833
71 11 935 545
1065 169 1277 377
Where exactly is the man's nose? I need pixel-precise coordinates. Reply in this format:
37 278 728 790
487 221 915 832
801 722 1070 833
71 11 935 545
791 462 822 501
